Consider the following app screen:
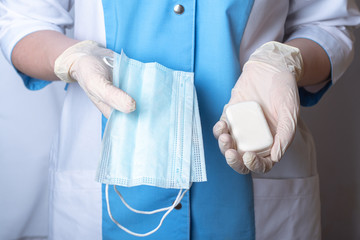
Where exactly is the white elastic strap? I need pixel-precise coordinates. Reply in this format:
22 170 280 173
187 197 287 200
103 56 114 68
114 185 182 214
105 184 189 237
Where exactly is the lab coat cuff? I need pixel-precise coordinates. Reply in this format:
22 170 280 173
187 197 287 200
17 71 53 91
1 23 63 90
1 23 64 67
286 25 354 106
286 25 354 85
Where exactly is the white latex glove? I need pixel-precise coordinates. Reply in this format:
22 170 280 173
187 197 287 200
54 40 135 118
213 41 303 174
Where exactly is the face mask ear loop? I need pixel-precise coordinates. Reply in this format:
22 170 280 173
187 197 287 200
103 56 114 68
113 185 182 214
105 184 189 237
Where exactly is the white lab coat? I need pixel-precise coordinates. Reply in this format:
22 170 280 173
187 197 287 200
0 53 65 239
0 0 359 239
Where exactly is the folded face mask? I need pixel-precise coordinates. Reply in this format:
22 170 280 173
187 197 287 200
96 51 206 237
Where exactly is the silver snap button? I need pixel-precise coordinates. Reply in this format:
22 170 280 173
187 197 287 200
174 4 185 15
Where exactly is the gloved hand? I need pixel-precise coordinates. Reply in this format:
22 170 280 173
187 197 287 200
54 40 136 118
213 41 303 174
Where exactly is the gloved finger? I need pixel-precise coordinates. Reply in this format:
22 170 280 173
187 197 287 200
88 94 112 118
218 133 234 155
99 48 114 58
219 103 234 123
91 78 136 114
213 120 229 139
270 104 297 162
225 149 250 174
243 152 274 173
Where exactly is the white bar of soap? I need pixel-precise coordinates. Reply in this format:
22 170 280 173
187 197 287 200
225 101 273 157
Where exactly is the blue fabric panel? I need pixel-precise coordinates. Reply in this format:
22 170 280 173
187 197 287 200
299 81 332 107
190 1 255 239
18 72 51 91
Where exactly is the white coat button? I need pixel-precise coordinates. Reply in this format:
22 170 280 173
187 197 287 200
174 4 185 15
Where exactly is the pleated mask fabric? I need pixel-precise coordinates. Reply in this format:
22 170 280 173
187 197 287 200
96 51 206 190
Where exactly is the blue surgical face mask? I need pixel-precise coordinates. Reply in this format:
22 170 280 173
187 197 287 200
96 51 206 237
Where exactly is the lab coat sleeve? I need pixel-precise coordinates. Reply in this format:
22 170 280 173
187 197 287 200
285 0 360 106
0 0 73 90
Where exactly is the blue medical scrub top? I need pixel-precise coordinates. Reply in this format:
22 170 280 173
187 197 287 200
101 1 255 239
17 1 331 240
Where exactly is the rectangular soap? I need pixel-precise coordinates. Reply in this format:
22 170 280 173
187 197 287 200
225 101 273 157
